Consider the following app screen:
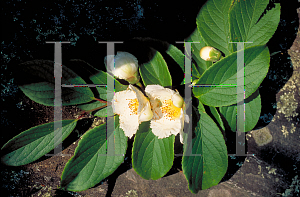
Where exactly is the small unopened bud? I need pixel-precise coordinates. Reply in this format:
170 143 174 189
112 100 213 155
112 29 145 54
192 78 199 86
105 52 140 84
200 46 221 62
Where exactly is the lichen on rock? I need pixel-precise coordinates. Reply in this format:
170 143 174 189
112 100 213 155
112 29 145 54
252 127 273 146
276 74 299 122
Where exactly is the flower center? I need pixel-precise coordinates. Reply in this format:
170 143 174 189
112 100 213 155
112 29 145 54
128 98 139 115
160 99 181 120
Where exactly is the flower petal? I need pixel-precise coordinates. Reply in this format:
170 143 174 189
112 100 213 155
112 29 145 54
130 85 147 113
112 89 140 138
146 84 186 139
145 85 173 100
119 114 139 138
172 91 184 108
150 109 183 138
112 84 153 138
139 102 153 122
180 105 190 144
112 89 136 115
104 55 115 74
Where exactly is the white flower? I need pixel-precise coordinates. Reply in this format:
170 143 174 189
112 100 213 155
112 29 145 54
112 85 153 138
199 46 221 62
105 52 140 84
145 85 189 143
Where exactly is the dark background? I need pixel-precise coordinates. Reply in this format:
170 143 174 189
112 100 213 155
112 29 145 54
1 0 299 196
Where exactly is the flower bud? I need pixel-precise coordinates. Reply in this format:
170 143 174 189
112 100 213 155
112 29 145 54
192 78 199 86
199 46 221 62
105 52 140 84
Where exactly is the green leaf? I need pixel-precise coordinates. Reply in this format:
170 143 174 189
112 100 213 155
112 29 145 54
15 60 94 106
182 111 228 193
132 121 174 180
76 101 109 117
208 106 225 131
66 59 127 101
230 0 280 50
193 45 269 107
181 105 200 144
219 89 261 132
89 70 127 101
70 60 126 117
198 101 206 113
61 116 127 191
185 28 209 78
1 120 77 166
139 50 172 87
76 101 106 112
166 44 185 72
196 0 232 56
166 44 200 85
76 69 127 117
94 105 114 117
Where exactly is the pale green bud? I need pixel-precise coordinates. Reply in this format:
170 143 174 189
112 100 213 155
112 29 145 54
192 78 199 86
199 46 221 62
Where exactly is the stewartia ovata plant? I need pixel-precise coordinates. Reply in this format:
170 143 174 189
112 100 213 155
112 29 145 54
1 0 280 194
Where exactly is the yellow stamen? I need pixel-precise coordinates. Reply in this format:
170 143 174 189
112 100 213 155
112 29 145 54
160 99 181 120
128 98 139 115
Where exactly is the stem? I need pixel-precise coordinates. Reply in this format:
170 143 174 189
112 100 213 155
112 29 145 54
76 104 108 120
93 97 112 106
136 81 144 89
93 97 108 104
87 104 108 113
